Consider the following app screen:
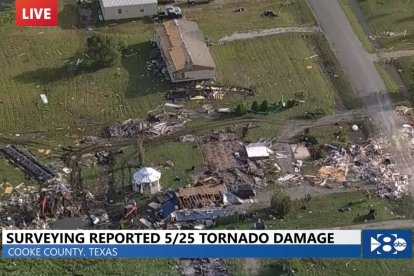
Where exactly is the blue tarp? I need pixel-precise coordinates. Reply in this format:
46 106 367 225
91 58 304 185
175 209 225 222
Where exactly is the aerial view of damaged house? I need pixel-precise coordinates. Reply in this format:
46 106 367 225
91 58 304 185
154 19 216 83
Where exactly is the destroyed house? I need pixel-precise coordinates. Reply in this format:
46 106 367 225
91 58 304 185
0 145 55 182
154 19 216 82
176 184 225 209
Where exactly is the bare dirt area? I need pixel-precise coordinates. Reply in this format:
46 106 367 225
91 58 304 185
199 132 244 172
219 26 320 43
372 50 414 62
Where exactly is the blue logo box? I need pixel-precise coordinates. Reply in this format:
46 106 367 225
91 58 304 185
362 230 412 258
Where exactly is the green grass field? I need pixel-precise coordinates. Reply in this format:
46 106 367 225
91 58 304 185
375 63 408 104
259 256 414 276
357 0 414 50
0 258 179 275
339 0 375 53
223 191 399 230
0 4 169 138
184 0 316 41
210 34 335 114
395 57 414 103
224 190 411 275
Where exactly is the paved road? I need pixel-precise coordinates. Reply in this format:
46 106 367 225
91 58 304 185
308 0 414 191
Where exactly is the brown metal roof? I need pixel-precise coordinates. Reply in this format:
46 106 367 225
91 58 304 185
156 20 216 72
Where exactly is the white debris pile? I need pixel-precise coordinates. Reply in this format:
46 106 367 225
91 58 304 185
277 174 304 187
319 138 409 198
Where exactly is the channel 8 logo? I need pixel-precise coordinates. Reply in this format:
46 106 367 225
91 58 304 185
363 230 412 258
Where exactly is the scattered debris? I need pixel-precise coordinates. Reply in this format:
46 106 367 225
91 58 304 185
179 134 196 143
39 94 48 105
260 10 277 17
106 111 187 138
167 82 254 101
179 258 228 276
176 183 226 209
316 138 408 198
290 144 311 160
396 105 413 116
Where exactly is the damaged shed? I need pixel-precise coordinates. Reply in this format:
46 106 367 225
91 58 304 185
154 19 216 82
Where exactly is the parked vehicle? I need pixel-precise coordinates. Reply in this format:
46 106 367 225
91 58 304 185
157 5 182 19
188 0 213 5
158 0 175 3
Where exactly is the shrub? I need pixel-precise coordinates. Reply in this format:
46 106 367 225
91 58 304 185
251 101 260 112
260 100 269 112
235 103 248 116
270 190 292 218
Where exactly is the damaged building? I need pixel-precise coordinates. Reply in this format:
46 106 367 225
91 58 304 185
176 183 226 209
154 19 216 83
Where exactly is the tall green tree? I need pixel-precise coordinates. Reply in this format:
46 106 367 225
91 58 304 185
85 34 122 68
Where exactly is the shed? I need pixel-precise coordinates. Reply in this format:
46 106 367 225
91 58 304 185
154 19 216 82
133 167 161 194
99 0 158 20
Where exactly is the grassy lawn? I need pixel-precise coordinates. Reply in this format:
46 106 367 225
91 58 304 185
375 63 408 104
77 141 204 192
356 0 414 50
0 159 31 186
143 141 204 190
258 256 414 276
183 0 316 41
225 191 410 275
228 191 399 230
210 34 335 116
395 57 414 103
307 34 361 110
0 258 179 275
0 4 169 137
339 0 375 53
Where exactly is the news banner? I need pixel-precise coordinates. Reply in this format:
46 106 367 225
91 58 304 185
1 229 412 259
